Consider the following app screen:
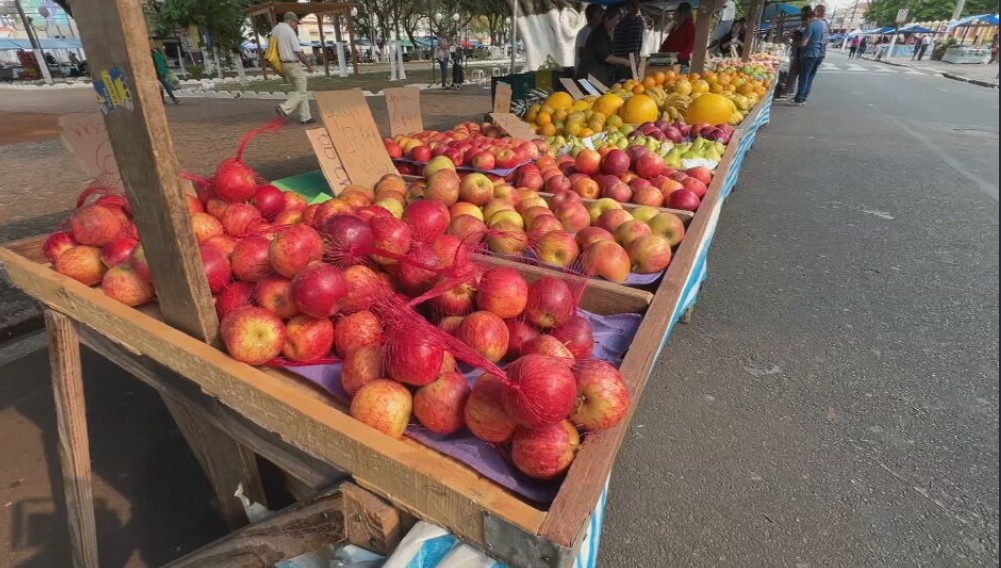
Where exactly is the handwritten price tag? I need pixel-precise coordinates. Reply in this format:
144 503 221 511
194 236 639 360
305 128 351 195
559 78 585 99
385 86 423 136
587 74 609 94
489 113 535 141
315 89 396 188
493 82 512 113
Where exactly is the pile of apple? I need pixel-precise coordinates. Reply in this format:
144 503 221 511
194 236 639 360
384 122 547 174
44 160 631 481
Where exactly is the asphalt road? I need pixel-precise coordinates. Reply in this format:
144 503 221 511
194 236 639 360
601 55 1000 566
0 61 998 567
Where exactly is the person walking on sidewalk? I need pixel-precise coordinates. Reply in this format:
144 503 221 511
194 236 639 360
857 36 867 58
914 34 931 61
273 12 315 125
791 5 828 106
150 40 178 105
436 37 450 88
849 35 860 59
779 10 811 98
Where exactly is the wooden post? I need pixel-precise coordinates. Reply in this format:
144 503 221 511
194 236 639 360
45 310 99 568
347 10 360 75
70 0 219 344
744 0 765 62
690 0 718 73
317 13 330 77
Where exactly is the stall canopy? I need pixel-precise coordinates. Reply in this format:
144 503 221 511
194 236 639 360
762 3 804 20
897 24 940 33
950 13 1000 27
0 37 84 50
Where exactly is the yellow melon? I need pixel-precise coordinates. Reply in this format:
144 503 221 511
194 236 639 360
685 94 736 125
618 94 659 124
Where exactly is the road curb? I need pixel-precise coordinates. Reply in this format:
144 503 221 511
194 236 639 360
857 55 999 88
940 72 999 89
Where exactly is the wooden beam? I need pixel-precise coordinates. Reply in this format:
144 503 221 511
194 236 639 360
78 326 345 492
70 0 219 344
347 12 359 76
162 398 266 529
45 310 99 568
690 0 719 73
342 483 415 555
163 491 345 568
744 0 765 62
538 127 745 547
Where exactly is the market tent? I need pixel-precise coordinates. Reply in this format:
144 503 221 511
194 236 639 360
898 24 940 33
762 2 804 20
951 13 1000 27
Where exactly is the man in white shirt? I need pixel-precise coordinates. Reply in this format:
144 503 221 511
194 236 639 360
273 12 315 124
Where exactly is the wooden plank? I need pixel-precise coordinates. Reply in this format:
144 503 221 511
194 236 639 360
342 483 415 555
743 0 765 63
161 398 265 529
0 250 548 549
538 128 744 547
70 0 219 344
476 254 653 315
44 310 99 568
163 491 345 568
690 0 719 73
78 326 345 491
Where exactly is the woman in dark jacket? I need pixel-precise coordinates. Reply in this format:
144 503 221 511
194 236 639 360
575 6 631 85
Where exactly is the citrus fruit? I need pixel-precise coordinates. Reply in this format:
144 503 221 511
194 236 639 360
546 91 573 110
592 94 624 117
618 93 659 124
685 93 736 125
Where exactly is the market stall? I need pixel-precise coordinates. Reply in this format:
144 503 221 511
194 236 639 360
0 1 777 566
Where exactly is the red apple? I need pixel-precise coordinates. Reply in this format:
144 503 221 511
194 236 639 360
574 148 602 176
632 185 664 207
576 226 614 249
450 201 484 221
291 263 347 318
614 219 653 246
544 174 572 194
200 244 232 294
283 192 308 212
494 148 518 169
569 359 629 430
424 169 462 206
535 230 579 268
69 204 126 246
627 235 673 273
431 280 477 316
597 209 634 233
465 374 518 443
220 203 263 237
447 215 488 247
485 222 528 256
681 177 708 199
55 245 106 286
685 166 713 186
230 236 273 282
216 281 255 319
458 172 494 206
383 138 404 159
282 315 335 362
322 214 375 266
554 202 590 233
220 306 286 365
99 235 138 267
409 144 432 162
476 266 528 319
510 420 579 479
635 152 665 179
551 315 594 359
403 199 450 243
456 310 510 362
600 149 630 176
525 276 574 329
255 276 299 319
369 216 412 265
101 264 155 306
582 240 631 282
527 214 565 236
128 245 152 282
202 234 239 260
342 264 391 313
269 224 324 278
521 206 555 228
44 231 77 264
601 180 632 203
470 150 496 170
414 371 471 434
506 318 542 358
385 334 444 386
252 184 285 220
350 379 412 439
341 344 383 396
571 177 601 200
666 189 701 211
335 309 382 357
522 334 575 360
190 211 224 243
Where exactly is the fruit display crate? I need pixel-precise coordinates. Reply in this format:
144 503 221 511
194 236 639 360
0 113 755 567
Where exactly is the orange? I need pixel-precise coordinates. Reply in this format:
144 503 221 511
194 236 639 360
632 84 645 95
688 72 700 82
539 123 557 136
642 76 657 89
654 71 666 85
537 111 552 125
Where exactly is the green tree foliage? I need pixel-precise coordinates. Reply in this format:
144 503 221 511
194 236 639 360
865 0 999 26
149 0 256 52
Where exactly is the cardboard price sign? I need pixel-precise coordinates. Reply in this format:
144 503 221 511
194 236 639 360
493 82 512 113
559 77 586 100
578 79 601 96
59 113 123 190
489 112 535 140
587 74 609 94
305 128 352 195
385 86 423 136
315 89 397 188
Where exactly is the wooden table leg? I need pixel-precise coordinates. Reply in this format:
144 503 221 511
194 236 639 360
45 310 99 568
162 398 267 529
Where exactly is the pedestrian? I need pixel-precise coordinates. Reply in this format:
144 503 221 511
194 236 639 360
849 35 860 59
857 36 867 58
612 0 645 80
779 10 811 99
790 4 828 106
575 3 604 71
916 34 931 61
659 2 696 67
436 37 450 88
150 40 178 105
272 12 315 125
575 6 632 86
